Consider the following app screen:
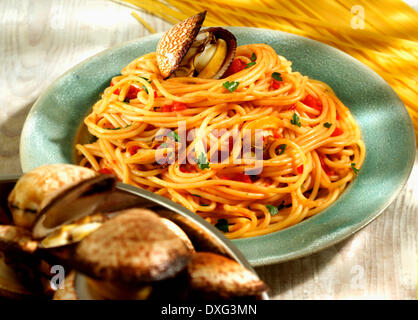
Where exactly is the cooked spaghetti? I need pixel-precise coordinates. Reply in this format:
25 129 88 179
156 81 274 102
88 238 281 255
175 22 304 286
76 43 365 239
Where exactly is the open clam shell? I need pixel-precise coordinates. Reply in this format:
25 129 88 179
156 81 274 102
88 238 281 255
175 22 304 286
8 164 97 229
195 27 237 79
156 12 236 79
32 174 116 245
156 11 206 79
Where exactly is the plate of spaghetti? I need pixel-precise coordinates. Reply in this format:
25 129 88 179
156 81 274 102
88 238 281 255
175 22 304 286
20 15 415 266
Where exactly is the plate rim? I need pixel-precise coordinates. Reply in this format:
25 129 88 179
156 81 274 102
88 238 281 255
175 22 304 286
19 26 416 267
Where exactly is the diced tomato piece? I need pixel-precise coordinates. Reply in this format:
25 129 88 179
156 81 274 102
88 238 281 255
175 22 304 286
289 104 296 111
301 95 323 113
319 155 335 175
161 105 173 112
125 85 141 100
271 79 281 90
127 145 141 155
110 80 120 95
297 164 304 174
220 173 252 183
172 101 188 111
236 173 252 183
331 127 344 137
273 129 281 139
99 167 114 175
154 91 158 98
232 173 252 183
223 59 247 77
228 136 234 153
336 113 340 120
180 166 189 173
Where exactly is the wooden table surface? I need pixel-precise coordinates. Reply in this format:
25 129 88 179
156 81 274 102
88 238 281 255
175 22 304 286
0 0 417 300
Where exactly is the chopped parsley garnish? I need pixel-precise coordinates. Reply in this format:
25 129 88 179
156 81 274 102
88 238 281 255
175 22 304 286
223 81 239 92
215 219 229 232
169 131 179 142
266 201 291 216
290 113 302 127
200 203 210 207
105 124 131 130
245 53 257 69
278 144 287 155
323 122 332 128
245 61 256 69
351 163 359 175
140 77 152 94
272 72 283 81
197 152 210 170
191 194 201 197
266 204 279 216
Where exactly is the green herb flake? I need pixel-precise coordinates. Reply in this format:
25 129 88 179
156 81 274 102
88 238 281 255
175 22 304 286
245 61 256 69
197 152 210 170
290 113 302 127
323 122 332 128
169 131 179 142
351 163 360 175
215 219 229 233
278 144 287 155
139 77 152 94
266 204 279 216
272 72 282 81
191 194 201 198
245 54 256 69
223 81 239 93
105 124 131 130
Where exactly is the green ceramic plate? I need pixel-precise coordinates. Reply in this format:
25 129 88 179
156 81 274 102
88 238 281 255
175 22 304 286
20 27 415 266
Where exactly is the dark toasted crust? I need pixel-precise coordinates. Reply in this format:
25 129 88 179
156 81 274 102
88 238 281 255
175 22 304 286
73 208 192 283
156 11 206 79
187 252 267 298
0 225 38 254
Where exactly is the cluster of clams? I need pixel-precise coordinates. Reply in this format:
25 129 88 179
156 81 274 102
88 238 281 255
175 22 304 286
0 164 267 300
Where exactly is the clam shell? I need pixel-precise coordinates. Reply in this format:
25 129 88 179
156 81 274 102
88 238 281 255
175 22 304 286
0 251 35 299
156 11 206 79
186 252 268 299
160 217 195 252
73 208 192 283
52 270 78 300
0 225 38 254
32 174 116 242
199 27 237 79
8 164 97 229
